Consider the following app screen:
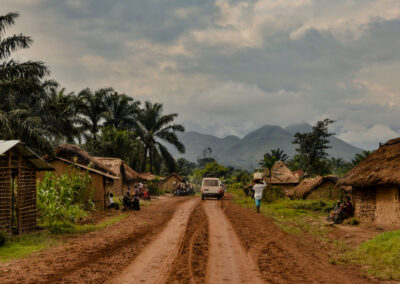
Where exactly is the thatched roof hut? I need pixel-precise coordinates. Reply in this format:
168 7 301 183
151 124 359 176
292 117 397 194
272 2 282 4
159 173 184 191
287 175 340 200
263 161 299 192
52 144 116 176
338 138 400 187
337 137 400 225
139 172 161 182
264 161 299 184
94 157 141 183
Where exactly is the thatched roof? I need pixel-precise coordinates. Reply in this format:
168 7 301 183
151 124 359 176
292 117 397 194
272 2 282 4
94 157 141 182
287 175 338 198
292 170 304 179
264 161 299 184
51 144 116 175
139 172 161 182
161 173 184 184
55 157 119 180
338 137 400 187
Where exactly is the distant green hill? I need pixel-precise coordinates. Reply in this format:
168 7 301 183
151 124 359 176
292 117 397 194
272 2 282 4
168 122 364 170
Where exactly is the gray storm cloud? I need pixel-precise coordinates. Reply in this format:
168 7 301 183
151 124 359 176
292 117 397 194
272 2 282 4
4 0 400 149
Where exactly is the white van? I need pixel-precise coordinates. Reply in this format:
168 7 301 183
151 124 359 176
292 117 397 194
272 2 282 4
201 177 224 200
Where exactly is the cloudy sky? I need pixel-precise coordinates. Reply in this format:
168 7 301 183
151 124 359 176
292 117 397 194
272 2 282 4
3 0 400 149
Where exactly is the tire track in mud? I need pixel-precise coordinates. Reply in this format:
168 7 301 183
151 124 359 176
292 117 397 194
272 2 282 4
204 200 264 283
166 203 209 284
223 196 376 284
109 198 199 284
0 197 188 284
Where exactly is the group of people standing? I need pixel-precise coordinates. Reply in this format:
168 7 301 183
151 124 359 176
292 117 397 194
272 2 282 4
107 183 151 211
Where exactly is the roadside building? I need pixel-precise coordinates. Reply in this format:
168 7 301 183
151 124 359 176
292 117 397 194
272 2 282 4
338 137 400 226
159 173 184 191
139 172 162 182
0 140 54 234
94 157 142 196
287 175 343 200
38 144 119 209
264 161 299 192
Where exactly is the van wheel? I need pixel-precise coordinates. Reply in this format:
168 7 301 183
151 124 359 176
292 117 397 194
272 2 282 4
201 194 204 200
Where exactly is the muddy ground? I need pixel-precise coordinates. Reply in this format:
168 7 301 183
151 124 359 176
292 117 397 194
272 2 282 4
0 195 381 283
0 197 187 284
222 196 377 283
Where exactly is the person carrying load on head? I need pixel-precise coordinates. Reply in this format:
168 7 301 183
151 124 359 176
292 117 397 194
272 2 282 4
252 178 267 213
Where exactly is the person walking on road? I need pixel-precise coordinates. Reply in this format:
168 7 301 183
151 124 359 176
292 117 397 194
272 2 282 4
252 179 266 213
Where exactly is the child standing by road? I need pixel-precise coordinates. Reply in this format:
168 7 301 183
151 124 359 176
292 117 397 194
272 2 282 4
252 179 266 213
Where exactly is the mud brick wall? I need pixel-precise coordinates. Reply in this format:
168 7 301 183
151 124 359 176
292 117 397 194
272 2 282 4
353 187 376 221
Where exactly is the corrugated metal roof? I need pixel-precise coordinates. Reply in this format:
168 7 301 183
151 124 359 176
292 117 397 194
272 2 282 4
0 140 54 171
0 140 20 155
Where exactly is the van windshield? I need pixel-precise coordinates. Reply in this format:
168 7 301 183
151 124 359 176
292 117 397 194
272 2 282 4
203 179 219 186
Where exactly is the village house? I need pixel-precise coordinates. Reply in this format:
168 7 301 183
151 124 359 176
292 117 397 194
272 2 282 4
37 144 119 209
287 175 343 200
0 140 54 234
338 137 400 226
94 157 142 195
159 173 184 191
264 161 299 192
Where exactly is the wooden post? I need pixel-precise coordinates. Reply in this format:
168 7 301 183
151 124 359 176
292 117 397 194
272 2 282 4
17 155 22 234
7 152 12 234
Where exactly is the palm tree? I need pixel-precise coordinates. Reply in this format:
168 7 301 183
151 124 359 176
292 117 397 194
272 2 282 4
77 88 112 139
137 101 185 173
40 86 81 144
0 12 52 153
103 91 140 130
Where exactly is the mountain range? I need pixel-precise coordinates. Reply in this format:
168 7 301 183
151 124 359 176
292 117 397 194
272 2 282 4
167 122 363 170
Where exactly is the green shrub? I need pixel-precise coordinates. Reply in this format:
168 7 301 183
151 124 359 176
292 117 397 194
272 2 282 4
286 199 335 213
263 186 286 203
0 231 8 247
147 181 162 195
48 221 75 234
37 169 93 233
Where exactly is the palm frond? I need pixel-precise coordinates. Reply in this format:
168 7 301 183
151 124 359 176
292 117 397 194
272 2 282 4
0 12 19 35
0 34 32 60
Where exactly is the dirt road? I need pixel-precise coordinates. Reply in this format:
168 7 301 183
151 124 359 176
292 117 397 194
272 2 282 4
110 199 199 284
0 195 378 283
204 200 264 283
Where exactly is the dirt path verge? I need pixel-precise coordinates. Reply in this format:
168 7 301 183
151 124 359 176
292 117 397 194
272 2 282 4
223 196 377 283
166 203 209 283
0 197 189 284
110 198 199 284
204 199 264 283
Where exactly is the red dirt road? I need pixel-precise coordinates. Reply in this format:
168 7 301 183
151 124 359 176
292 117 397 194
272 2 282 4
204 200 264 283
0 195 379 283
109 199 199 284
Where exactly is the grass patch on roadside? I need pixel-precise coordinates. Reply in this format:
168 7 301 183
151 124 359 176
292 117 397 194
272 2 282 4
0 212 129 262
342 230 400 280
0 231 60 262
229 186 400 281
74 213 129 233
229 186 334 238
